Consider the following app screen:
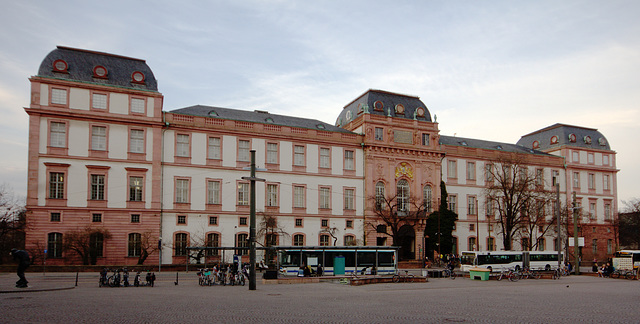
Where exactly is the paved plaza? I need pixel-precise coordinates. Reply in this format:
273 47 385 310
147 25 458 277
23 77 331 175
1 271 639 323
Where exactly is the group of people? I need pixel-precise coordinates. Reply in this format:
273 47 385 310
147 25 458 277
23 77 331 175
299 263 323 277
595 262 615 277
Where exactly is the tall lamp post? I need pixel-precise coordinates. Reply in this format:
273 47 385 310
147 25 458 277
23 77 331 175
242 150 265 290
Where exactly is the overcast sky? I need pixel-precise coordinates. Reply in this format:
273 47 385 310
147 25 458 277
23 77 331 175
1 0 639 207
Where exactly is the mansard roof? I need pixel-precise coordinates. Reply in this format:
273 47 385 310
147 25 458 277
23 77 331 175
336 89 432 127
170 105 354 133
440 135 553 156
36 46 158 91
516 123 612 151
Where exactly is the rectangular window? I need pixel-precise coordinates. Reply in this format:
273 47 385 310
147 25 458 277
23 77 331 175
592 239 598 255
129 176 143 201
267 143 278 164
209 216 218 225
535 169 544 186
573 172 580 188
485 164 494 183
603 155 610 165
588 153 594 164
295 218 303 227
90 174 105 200
293 186 305 208
319 187 330 209
50 212 61 222
467 196 477 215
588 173 595 190
320 148 331 168
238 183 249 205
293 234 304 246
447 160 457 179
552 170 559 186
344 188 355 210
470 224 475 231
130 214 140 223
604 203 611 220
572 151 579 163
466 162 476 181
344 235 356 246
49 172 65 199
485 199 494 216
130 98 145 114
176 179 189 203
92 93 107 109
129 129 145 153
344 150 354 170
294 145 305 166
50 122 66 148
177 215 186 224
48 233 63 258
346 220 353 228
174 233 188 256
422 133 430 146
238 140 250 162
321 219 329 227
375 127 384 141
448 195 457 213
603 175 610 191
607 239 613 254
176 134 190 157
266 184 278 207
207 180 220 205
51 88 67 105
91 126 107 151
208 137 221 160
239 217 247 226
589 202 596 220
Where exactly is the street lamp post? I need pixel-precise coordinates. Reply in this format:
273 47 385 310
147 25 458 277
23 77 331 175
242 150 265 290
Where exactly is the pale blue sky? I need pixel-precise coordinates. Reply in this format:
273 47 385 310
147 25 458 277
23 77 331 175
1 0 639 207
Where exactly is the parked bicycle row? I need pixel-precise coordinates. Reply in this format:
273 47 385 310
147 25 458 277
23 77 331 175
196 263 250 286
497 267 552 281
99 268 156 287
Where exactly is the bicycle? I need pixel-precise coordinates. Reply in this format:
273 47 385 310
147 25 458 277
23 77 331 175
519 267 540 280
497 268 520 282
442 268 456 280
392 270 415 283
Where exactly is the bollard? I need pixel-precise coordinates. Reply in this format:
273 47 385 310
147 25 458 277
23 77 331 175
75 272 79 286
175 272 179 285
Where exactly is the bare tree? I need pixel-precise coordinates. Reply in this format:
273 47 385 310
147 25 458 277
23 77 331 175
367 192 429 247
63 226 112 265
0 184 26 264
138 231 160 265
257 212 289 265
619 199 640 249
484 156 556 251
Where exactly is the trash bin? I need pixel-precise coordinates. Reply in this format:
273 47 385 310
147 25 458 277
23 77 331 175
469 267 490 281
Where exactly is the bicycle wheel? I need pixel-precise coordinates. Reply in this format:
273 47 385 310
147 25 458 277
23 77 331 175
509 273 519 282
392 275 400 283
625 271 635 280
450 272 456 280
497 273 503 281
532 271 540 280
610 271 620 279
407 274 415 283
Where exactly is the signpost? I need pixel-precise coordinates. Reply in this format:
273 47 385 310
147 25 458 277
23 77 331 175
242 150 265 291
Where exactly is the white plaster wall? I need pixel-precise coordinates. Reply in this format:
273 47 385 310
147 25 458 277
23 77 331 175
222 135 236 167
280 141 292 172
146 97 154 118
69 88 89 110
191 132 206 165
307 144 318 173
40 84 48 106
108 124 128 159
163 130 175 163
68 120 89 157
109 93 128 115
39 118 48 154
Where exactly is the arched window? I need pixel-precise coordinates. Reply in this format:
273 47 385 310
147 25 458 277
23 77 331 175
89 232 104 258
175 233 188 256
266 233 278 247
293 234 304 246
128 233 141 257
423 185 432 212
236 233 248 255
206 233 219 256
344 235 356 246
375 181 385 210
397 179 409 213
319 234 330 246
468 237 477 251
47 232 63 258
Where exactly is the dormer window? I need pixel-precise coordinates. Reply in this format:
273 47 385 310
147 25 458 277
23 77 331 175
208 110 218 117
416 107 425 117
131 71 145 84
265 117 274 123
373 101 384 111
93 66 108 79
395 104 405 114
316 124 325 130
550 136 559 145
583 136 592 144
346 110 352 122
532 140 540 149
52 59 68 73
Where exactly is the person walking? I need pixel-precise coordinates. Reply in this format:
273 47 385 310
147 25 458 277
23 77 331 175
10 248 30 288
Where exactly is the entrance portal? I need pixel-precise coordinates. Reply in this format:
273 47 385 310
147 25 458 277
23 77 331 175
397 225 415 260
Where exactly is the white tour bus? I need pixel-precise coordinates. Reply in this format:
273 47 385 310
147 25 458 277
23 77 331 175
460 251 563 272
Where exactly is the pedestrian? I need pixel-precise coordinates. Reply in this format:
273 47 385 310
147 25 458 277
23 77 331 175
10 248 30 288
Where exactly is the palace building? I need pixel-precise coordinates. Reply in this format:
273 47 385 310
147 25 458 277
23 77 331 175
24 46 618 266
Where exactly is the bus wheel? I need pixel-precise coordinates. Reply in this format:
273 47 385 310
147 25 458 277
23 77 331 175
545 265 551 271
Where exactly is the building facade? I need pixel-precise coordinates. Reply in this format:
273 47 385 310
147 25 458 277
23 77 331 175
24 47 618 266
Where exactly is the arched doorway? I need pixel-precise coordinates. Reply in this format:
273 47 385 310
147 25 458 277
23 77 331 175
397 225 415 260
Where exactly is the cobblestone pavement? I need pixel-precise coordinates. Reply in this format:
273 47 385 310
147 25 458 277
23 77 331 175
1 271 639 323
